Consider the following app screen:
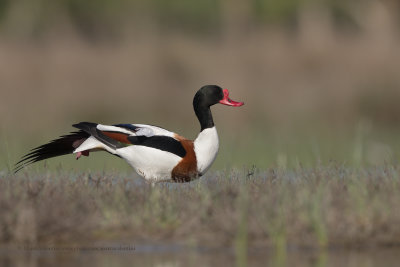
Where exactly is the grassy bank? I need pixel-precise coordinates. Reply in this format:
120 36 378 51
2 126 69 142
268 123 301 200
2 165 400 250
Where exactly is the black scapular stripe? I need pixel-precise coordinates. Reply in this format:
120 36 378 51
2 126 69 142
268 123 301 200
14 131 89 173
127 135 186 158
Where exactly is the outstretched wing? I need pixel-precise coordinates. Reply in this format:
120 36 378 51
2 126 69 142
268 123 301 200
14 122 187 173
74 122 186 158
72 122 152 148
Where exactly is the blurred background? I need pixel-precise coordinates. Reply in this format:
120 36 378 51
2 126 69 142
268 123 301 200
1 0 400 172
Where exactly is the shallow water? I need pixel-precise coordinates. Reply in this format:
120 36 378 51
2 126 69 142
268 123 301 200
1 243 400 267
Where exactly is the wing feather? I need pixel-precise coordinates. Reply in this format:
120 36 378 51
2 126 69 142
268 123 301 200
14 131 89 173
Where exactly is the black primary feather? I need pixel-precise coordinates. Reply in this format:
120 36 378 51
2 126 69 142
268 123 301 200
14 131 89 173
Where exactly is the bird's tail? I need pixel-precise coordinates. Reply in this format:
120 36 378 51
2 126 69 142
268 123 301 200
14 131 89 173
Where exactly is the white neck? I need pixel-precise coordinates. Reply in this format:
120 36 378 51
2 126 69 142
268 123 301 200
194 126 219 175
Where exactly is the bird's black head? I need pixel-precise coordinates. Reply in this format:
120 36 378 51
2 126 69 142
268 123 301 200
193 85 244 130
193 85 244 108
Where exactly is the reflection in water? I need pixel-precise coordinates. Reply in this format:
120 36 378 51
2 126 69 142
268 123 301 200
1 244 400 267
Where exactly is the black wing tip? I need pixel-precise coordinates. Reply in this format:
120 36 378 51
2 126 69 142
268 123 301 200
13 157 37 174
73 122 98 132
13 130 90 173
13 166 23 174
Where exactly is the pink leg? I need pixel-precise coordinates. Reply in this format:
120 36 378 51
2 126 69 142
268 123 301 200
76 150 90 160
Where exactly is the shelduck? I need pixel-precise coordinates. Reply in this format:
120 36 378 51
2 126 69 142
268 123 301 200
15 85 244 182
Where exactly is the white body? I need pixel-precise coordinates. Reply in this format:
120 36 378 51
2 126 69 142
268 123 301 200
73 124 219 182
118 146 181 181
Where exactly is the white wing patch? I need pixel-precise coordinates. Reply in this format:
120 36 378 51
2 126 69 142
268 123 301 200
96 124 132 135
96 124 175 139
133 124 176 138
135 127 154 137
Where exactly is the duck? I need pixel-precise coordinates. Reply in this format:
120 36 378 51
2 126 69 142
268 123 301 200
14 85 244 182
